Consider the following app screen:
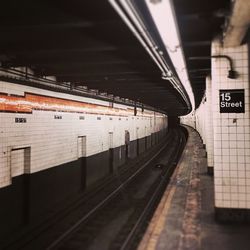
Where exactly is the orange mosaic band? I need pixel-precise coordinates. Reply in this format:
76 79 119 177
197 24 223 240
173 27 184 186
0 92 138 117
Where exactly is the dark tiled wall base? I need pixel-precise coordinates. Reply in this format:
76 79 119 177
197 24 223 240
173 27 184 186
207 166 214 175
0 131 167 242
128 140 137 159
215 208 250 223
138 137 146 154
112 145 126 170
0 159 84 238
0 177 28 237
85 151 110 187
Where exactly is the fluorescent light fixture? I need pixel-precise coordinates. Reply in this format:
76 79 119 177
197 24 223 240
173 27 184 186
108 0 193 112
109 0 168 75
145 0 195 111
145 0 179 52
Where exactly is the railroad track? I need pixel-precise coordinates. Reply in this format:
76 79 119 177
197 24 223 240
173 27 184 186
3 127 187 250
119 128 187 250
46 127 187 250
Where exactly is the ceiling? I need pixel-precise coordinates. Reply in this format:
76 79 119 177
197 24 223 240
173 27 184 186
173 0 231 107
0 0 231 115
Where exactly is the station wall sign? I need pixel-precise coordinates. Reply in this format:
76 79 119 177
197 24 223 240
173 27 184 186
219 89 245 113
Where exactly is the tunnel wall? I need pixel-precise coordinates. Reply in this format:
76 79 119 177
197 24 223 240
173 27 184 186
168 116 180 128
0 80 168 239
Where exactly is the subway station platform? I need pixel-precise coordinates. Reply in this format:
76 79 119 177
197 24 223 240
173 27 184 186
138 126 250 250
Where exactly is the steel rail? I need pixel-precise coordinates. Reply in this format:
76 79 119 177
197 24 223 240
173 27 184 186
120 130 185 250
46 132 175 250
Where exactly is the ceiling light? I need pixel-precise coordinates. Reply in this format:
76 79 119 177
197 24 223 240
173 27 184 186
145 0 179 52
109 0 193 112
145 0 195 111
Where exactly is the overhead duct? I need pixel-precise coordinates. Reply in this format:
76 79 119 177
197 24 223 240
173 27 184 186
223 0 250 47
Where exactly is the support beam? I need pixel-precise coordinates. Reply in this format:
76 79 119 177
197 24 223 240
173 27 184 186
188 68 210 73
224 0 250 47
183 41 210 47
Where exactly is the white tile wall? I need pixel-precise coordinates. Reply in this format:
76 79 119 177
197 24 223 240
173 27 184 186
205 76 214 168
194 96 207 143
10 149 25 177
192 77 214 168
212 40 250 209
181 90 214 174
180 112 196 128
0 81 168 188
183 41 250 210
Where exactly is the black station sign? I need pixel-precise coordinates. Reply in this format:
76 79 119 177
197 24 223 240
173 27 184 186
219 89 245 113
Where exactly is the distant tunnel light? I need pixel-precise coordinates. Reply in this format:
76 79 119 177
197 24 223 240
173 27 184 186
145 0 195 111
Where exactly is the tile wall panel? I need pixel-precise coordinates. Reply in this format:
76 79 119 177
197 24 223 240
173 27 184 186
0 81 168 188
180 112 196 128
212 40 250 209
205 76 214 168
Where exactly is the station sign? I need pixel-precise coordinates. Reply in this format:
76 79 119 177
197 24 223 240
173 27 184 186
219 89 245 113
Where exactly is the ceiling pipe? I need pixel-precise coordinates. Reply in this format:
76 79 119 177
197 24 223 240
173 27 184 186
188 55 237 79
212 55 237 79
108 0 192 111
108 0 171 78
145 0 194 111
223 0 250 47
188 68 211 73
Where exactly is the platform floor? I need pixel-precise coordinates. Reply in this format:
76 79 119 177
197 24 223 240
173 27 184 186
138 126 250 250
